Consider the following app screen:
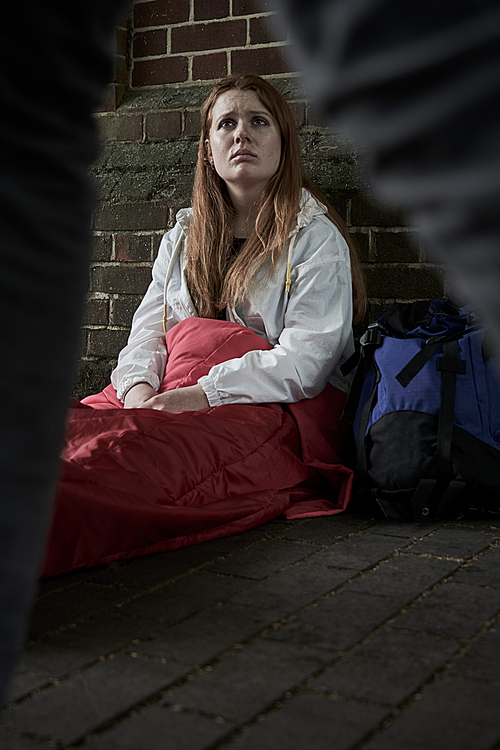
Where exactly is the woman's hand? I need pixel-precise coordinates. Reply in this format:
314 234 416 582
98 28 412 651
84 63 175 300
136 384 210 413
123 383 158 409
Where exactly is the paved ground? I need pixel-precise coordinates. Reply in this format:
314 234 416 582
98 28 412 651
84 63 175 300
1 508 499 750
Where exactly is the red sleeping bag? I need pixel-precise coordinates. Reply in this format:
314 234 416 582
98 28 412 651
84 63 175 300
40 318 353 577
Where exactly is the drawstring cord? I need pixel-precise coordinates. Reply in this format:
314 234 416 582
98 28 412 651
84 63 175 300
285 234 296 293
163 230 296 331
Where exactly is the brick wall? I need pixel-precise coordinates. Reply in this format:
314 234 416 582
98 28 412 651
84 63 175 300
78 0 448 398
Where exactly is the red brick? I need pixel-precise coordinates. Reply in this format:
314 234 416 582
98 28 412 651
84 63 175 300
185 110 202 137
233 0 279 14
94 83 126 113
90 265 153 296
364 265 445 300
373 230 420 263
307 104 329 128
93 203 169 232
349 230 370 263
192 52 227 81
112 54 128 85
98 115 143 142
171 20 246 54
194 0 230 21
91 234 112 262
110 296 143 328
116 5 131 29
132 57 188 86
350 193 405 227
289 102 305 128
115 235 152 262
116 27 128 58
84 298 109 327
134 0 189 29
145 110 182 140
133 29 167 58
250 16 287 44
87 328 130 358
231 45 295 76
152 234 163 257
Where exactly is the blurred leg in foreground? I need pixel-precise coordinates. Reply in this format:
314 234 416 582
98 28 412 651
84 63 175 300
0 0 128 707
278 0 500 335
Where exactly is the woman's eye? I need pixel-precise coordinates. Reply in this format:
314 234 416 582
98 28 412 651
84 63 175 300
219 119 234 128
253 117 268 125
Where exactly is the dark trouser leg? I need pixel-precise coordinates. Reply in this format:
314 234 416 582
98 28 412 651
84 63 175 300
279 0 500 335
0 0 129 708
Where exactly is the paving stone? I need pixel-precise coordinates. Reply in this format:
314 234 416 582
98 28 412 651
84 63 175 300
454 519 500 533
275 516 375 544
5 672 52 703
87 704 234 750
37 566 105 597
0 730 43 749
94 546 223 589
132 602 284 665
27 583 129 641
364 714 500 750
368 521 445 538
452 546 500 588
16 612 158 682
204 539 321 579
116 571 249 624
447 625 500 685
347 554 460 600
312 629 460 705
265 517 299 528
3 654 189 745
309 532 410 570
267 591 403 652
193 527 277 554
391 582 500 638
362 675 500 750
408 527 494 559
4 512 498 750
223 692 388 750
228 562 354 612
165 640 326 724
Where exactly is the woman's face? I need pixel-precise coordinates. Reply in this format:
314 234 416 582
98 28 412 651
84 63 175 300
207 89 282 198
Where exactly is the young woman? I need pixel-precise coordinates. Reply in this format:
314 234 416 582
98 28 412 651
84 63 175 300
112 74 365 414
41 75 366 577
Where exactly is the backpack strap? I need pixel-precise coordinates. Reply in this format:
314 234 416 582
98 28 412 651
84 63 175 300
341 322 383 425
356 356 381 478
353 328 383 480
395 336 448 387
382 338 468 520
395 328 467 388
436 339 466 479
341 322 384 485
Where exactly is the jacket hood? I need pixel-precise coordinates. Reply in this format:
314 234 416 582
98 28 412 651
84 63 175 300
175 189 327 238
294 189 328 232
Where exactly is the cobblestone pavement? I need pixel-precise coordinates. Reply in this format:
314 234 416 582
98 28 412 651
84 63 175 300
1 510 500 749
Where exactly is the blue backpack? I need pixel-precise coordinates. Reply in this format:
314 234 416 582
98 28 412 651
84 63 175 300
342 299 500 521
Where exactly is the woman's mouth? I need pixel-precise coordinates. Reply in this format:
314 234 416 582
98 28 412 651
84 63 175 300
231 149 256 161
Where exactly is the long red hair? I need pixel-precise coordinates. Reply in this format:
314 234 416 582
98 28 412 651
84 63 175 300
185 74 367 323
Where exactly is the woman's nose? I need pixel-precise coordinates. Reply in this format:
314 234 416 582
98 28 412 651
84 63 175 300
234 122 250 142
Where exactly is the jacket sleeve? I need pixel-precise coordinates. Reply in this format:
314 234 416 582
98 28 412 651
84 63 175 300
198 229 354 405
111 232 173 401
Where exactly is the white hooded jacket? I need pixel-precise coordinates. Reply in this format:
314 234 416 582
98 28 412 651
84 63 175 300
112 190 355 406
